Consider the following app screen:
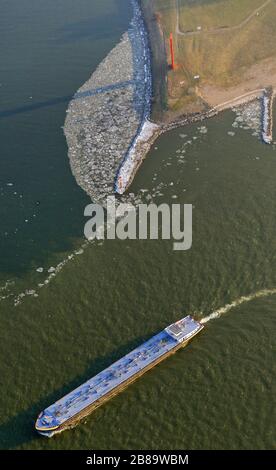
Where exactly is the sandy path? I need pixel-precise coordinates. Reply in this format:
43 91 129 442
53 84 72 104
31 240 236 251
213 89 264 110
198 56 276 107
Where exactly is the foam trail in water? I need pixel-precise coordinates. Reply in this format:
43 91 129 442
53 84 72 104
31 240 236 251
0 240 97 306
0 280 15 301
13 240 92 307
201 288 276 324
0 280 14 292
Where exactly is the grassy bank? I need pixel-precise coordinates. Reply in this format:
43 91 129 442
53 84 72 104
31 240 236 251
178 0 266 32
140 0 168 121
141 0 276 120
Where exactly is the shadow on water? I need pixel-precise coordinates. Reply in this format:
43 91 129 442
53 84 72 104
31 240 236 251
0 81 134 119
53 0 132 44
54 17 126 45
0 333 155 449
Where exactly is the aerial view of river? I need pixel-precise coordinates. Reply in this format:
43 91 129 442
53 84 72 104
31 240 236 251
0 0 275 450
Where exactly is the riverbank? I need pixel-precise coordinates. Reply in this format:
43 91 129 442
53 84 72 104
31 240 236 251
116 87 273 194
262 87 275 144
114 0 275 194
64 0 275 199
64 0 152 204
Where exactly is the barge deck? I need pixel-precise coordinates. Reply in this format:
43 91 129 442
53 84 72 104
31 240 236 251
35 315 204 437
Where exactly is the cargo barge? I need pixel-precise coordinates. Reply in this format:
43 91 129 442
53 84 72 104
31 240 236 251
35 316 204 437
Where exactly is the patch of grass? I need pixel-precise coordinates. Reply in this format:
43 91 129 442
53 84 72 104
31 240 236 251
178 0 266 32
176 1 276 86
142 0 276 117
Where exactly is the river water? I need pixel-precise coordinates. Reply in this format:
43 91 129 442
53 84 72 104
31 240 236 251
0 0 275 450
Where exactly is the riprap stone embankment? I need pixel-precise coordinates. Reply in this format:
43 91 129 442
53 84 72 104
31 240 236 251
64 0 153 204
262 87 275 144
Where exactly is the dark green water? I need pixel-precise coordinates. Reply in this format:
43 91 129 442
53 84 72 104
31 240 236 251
0 0 131 276
0 0 275 450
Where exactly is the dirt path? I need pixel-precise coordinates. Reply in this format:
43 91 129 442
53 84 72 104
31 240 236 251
176 0 272 37
197 54 276 108
213 88 264 110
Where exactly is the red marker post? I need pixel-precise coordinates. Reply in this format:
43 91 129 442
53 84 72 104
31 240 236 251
169 33 175 70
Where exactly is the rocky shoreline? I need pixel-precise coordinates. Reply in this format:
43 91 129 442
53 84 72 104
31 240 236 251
64 1 274 203
115 0 154 194
262 87 274 144
116 87 275 194
64 0 152 204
